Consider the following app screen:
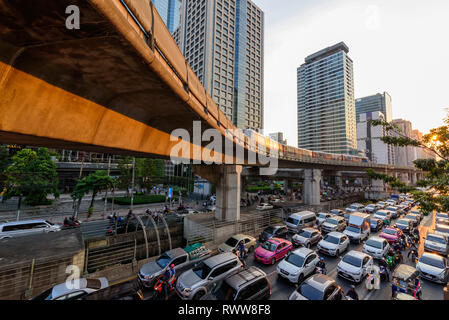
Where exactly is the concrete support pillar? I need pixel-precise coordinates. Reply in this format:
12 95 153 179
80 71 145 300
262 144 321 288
411 172 417 186
303 169 322 205
193 165 242 222
335 172 343 189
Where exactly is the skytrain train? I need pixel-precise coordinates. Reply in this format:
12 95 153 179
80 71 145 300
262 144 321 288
242 129 369 163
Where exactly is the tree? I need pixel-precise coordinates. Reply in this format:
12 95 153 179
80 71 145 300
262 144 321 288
3 148 60 206
367 111 449 214
72 170 113 217
0 146 10 188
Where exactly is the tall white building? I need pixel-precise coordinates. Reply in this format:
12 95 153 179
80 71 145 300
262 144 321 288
174 0 264 130
391 119 414 167
297 42 357 155
357 112 395 165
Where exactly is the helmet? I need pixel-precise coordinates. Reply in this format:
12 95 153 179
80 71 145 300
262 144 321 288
351 285 355 289
320 257 324 262
170 264 175 268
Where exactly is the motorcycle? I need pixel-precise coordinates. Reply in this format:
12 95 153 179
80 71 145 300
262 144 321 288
62 217 81 229
150 275 177 300
316 266 327 275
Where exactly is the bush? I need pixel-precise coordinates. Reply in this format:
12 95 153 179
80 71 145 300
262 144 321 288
107 194 167 205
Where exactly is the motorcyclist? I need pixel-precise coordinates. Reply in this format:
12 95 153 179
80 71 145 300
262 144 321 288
316 257 326 274
408 248 418 264
237 242 247 267
346 285 359 300
162 264 176 301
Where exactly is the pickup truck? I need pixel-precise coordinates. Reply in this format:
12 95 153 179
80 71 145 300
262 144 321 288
138 243 211 288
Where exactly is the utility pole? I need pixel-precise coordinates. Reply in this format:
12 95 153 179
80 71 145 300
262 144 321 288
103 156 111 220
130 157 136 211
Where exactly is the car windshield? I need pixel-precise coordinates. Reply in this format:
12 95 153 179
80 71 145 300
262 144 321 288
318 213 328 219
383 229 397 235
342 254 362 267
405 215 417 221
299 230 312 238
437 213 449 219
370 219 379 225
324 235 339 244
366 239 382 249
264 227 275 234
326 219 339 225
411 211 420 215
225 237 239 247
366 205 375 209
346 226 360 233
45 220 54 226
31 287 54 300
396 220 409 226
212 280 237 300
286 253 306 268
192 263 213 280
376 212 387 217
287 218 299 225
349 205 360 210
330 210 341 215
427 235 447 244
298 282 324 300
420 256 445 269
436 227 449 235
156 253 172 269
261 241 278 252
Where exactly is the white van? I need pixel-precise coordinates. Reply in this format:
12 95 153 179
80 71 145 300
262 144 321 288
344 212 370 243
286 211 316 234
0 219 62 239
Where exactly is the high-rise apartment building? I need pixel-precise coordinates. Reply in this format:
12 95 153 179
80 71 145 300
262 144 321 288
152 0 182 34
297 42 357 155
391 119 414 167
411 130 437 161
357 112 395 165
355 92 393 123
174 0 264 130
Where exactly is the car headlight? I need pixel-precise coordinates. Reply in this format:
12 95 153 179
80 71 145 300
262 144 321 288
183 288 192 293
144 275 154 280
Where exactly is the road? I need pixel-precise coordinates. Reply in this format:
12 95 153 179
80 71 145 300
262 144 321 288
140 210 445 301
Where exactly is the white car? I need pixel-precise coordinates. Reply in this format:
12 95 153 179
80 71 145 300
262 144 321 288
362 236 390 259
31 278 109 300
337 251 373 283
317 232 350 257
373 210 391 224
277 247 319 284
416 252 449 284
316 213 332 225
345 203 365 213
256 203 274 211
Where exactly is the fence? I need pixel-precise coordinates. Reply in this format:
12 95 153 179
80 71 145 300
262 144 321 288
184 209 285 246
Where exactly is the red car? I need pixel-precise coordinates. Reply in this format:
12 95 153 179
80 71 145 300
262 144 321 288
254 238 293 265
379 227 403 244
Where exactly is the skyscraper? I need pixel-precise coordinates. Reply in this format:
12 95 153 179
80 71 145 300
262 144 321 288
357 112 395 165
391 119 414 167
297 42 357 155
355 92 393 123
174 0 264 130
268 132 287 145
152 0 182 34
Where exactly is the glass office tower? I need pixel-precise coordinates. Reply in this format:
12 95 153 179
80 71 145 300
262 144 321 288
297 42 357 155
355 92 393 123
152 0 182 34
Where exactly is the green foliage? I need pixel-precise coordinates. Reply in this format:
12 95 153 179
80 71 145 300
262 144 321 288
380 136 421 147
107 195 167 205
3 148 60 206
72 170 113 214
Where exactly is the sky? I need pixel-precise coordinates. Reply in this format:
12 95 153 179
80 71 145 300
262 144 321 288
253 0 449 147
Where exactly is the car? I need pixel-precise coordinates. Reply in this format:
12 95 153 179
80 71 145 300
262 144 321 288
254 238 293 265
256 203 274 211
277 247 320 284
288 274 344 300
337 251 374 283
370 218 384 232
385 206 402 219
379 227 403 244
176 209 200 218
373 210 392 224
404 214 420 227
376 201 388 209
0 219 62 239
410 208 423 217
321 216 347 234
345 203 365 213
218 234 257 253
424 233 449 256
364 204 379 214
292 228 322 248
317 232 350 257
259 225 288 242
316 212 333 225
330 209 345 217
436 212 449 221
394 218 414 234
386 199 397 206
344 212 370 243
416 253 449 284
175 252 244 300
201 266 271 300
435 224 449 238
363 236 390 259
436 218 449 227
31 278 109 300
